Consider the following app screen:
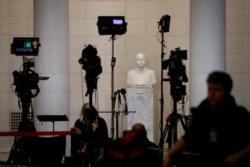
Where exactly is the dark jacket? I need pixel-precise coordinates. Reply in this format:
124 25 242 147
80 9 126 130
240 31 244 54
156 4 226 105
71 116 108 167
73 117 108 149
182 95 250 167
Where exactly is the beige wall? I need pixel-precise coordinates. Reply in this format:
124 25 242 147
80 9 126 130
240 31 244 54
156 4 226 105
0 0 250 158
226 0 250 108
68 0 189 142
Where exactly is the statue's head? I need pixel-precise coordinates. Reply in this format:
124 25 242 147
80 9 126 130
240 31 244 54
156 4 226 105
136 53 146 68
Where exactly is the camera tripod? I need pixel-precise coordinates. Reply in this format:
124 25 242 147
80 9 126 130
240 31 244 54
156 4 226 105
158 108 187 150
158 83 188 156
7 62 40 165
7 95 36 165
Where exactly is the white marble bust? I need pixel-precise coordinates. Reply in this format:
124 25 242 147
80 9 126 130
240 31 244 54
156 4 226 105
126 53 156 86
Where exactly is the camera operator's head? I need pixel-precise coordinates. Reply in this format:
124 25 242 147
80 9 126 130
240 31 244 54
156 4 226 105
80 103 98 123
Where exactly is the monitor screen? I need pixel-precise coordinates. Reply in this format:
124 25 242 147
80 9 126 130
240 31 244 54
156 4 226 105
11 37 40 56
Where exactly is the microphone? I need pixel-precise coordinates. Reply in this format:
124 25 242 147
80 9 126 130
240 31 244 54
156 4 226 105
113 91 118 109
117 90 121 106
120 88 128 115
120 88 126 101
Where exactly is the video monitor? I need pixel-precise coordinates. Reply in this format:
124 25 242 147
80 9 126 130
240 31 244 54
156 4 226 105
11 37 40 56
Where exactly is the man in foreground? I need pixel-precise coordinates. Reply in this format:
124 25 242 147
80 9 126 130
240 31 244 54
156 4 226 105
162 71 250 167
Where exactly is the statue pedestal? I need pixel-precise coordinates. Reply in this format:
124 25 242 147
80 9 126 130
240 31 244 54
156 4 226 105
127 86 154 142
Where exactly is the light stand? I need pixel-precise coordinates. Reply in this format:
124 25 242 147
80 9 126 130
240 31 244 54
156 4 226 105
110 36 128 139
115 90 121 139
110 34 116 139
158 14 171 158
97 16 127 139
159 30 166 158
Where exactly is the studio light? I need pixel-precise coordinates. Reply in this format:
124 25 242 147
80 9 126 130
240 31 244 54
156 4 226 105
159 15 171 32
97 16 127 35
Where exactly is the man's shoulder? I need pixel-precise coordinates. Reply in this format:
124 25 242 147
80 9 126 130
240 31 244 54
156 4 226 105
191 99 210 114
148 141 159 148
237 105 248 111
236 105 250 116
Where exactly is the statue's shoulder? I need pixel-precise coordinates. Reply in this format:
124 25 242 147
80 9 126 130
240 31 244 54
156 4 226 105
145 67 155 73
128 68 137 74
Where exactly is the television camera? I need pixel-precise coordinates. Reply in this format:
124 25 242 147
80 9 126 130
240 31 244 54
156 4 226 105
10 37 41 100
13 60 40 99
163 47 188 101
158 47 189 153
8 37 41 165
78 44 102 97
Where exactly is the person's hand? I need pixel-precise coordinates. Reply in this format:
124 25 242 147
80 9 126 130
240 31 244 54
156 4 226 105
71 127 82 136
224 154 238 167
162 154 174 167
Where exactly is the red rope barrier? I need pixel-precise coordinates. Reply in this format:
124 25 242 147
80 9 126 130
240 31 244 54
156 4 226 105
0 131 71 136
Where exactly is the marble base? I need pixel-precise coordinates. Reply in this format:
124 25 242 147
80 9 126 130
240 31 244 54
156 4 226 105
127 87 154 142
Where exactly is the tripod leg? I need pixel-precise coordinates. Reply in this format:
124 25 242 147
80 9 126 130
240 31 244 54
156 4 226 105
159 120 172 159
167 123 175 149
179 115 187 132
164 114 187 149
7 135 30 165
159 121 169 147
7 135 20 164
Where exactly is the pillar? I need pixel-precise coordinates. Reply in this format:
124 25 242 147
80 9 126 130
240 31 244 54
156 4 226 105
33 0 69 132
190 0 226 107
